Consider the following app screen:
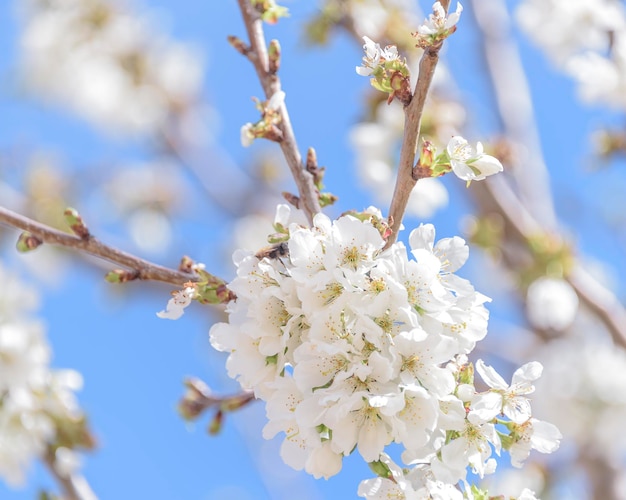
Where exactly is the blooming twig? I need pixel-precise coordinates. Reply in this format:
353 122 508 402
235 0 322 225
42 448 96 500
385 0 454 248
178 378 255 434
0 205 208 287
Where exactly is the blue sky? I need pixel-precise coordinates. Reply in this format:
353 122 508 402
1 1 624 498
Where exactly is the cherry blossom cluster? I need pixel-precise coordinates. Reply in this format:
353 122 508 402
0 262 88 487
208 206 560 497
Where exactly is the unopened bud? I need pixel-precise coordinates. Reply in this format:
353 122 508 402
104 269 138 283
227 35 250 56
318 192 338 207
268 39 281 74
64 207 90 239
16 232 42 252
208 410 223 435
178 255 195 274
388 72 412 106
419 140 436 168
368 459 393 479
282 191 300 208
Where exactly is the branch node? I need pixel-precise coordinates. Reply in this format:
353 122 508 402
282 191 301 208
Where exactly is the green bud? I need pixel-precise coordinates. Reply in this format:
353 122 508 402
64 207 90 239
318 192 338 208
469 485 492 500
16 232 42 252
268 39 281 74
368 459 393 480
104 269 138 283
315 423 332 441
458 361 474 385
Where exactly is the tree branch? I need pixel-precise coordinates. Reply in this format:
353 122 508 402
43 448 96 500
236 0 321 225
468 0 626 349
469 0 557 228
483 176 626 349
385 0 451 248
0 205 203 287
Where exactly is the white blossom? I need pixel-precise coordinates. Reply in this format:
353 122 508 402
356 36 400 76
0 262 87 486
417 2 463 37
509 418 562 468
156 286 195 320
516 0 626 110
446 136 503 182
526 277 578 331
472 360 542 424
19 0 204 135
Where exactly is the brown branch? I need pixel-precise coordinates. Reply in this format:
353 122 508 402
385 0 451 248
179 377 255 433
42 448 95 500
236 0 321 226
0 205 203 287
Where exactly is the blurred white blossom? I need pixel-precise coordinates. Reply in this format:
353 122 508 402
534 336 626 460
19 0 204 135
0 262 88 487
517 0 626 109
526 277 578 331
446 136 503 182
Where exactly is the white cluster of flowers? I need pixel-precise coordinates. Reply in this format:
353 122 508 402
355 36 402 76
209 206 560 497
415 1 463 39
0 262 85 486
517 0 626 109
18 0 203 135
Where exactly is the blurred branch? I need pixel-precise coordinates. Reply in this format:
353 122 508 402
42 448 95 500
179 377 255 433
468 0 626 349
0 205 203 287
483 176 626 349
236 0 321 225
385 0 450 248
469 0 556 227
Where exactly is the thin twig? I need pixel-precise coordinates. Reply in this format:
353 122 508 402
236 0 321 226
469 0 557 228
0 205 203 287
483 177 626 349
385 0 451 248
43 449 96 500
